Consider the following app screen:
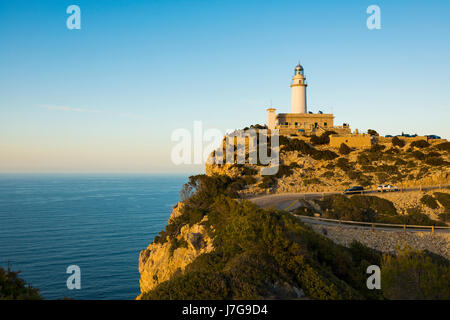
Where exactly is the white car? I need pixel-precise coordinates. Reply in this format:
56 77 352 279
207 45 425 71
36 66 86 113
377 184 400 192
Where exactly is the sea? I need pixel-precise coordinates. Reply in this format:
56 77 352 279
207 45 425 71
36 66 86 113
0 174 189 300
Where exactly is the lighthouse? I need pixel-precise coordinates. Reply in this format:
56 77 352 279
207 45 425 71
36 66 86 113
290 63 307 114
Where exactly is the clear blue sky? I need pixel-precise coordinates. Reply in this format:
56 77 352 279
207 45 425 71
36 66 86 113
1 0 449 173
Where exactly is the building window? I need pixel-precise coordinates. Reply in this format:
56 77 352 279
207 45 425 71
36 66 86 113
295 122 298 127
324 122 327 127
314 122 318 128
285 122 289 126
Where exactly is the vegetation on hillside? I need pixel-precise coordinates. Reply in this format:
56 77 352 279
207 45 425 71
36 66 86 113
381 246 450 299
0 266 42 300
293 194 446 226
142 174 449 300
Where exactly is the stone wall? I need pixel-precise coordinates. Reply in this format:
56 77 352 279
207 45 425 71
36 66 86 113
306 223 449 259
329 134 372 148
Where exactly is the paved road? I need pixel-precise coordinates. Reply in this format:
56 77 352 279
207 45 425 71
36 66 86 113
248 184 450 212
247 184 450 234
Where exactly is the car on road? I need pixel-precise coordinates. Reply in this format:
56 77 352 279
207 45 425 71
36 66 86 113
344 186 364 194
377 184 400 192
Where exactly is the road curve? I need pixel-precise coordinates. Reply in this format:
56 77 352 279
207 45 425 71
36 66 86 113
248 184 450 212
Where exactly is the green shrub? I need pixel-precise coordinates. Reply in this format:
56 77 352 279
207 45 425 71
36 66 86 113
347 170 360 180
410 140 430 149
313 150 339 161
433 192 450 210
394 158 407 166
369 144 386 153
336 157 351 171
392 136 406 148
321 171 335 178
310 131 337 145
412 150 425 160
381 246 450 299
425 157 447 166
281 137 338 161
435 141 450 152
420 195 439 209
314 194 396 222
0 267 42 300
339 143 352 155
357 153 371 165
385 147 400 154
276 165 293 178
426 151 441 158
259 175 277 189
169 237 189 255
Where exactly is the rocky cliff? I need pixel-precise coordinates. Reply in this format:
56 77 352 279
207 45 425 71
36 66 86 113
137 131 450 300
206 135 450 195
137 202 214 299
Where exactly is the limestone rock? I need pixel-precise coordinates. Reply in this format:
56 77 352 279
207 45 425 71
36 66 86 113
137 213 214 299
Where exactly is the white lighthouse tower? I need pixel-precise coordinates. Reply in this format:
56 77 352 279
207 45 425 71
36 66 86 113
290 63 307 114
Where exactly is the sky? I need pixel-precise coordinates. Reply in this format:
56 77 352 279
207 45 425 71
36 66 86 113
0 0 449 174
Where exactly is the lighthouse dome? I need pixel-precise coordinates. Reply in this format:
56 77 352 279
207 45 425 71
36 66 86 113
294 63 304 75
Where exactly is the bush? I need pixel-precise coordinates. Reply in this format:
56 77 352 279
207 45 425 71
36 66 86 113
369 144 386 153
339 143 352 155
281 138 338 161
411 150 425 160
425 157 447 166
321 171 335 178
426 151 441 158
314 194 396 222
433 192 450 210
0 267 42 300
435 141 450 152
392 136 406 148
336 157 351 171
276 165 293 178
405 207 436 224
410 140 430 149
310 131 337 145
381 246 450 299
367 129 378 136
420 195 439 209
385 147 399 154
394 158 407 166
357 153 371 165
259 175 277 189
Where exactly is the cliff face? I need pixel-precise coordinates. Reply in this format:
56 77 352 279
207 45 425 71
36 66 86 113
137 202 214 299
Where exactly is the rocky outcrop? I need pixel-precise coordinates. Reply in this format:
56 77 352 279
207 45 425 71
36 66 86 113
137 204 214 299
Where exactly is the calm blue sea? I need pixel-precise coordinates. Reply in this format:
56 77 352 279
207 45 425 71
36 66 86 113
0 174 188 300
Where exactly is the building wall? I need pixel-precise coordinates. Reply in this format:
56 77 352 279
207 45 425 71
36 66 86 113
276 113 334 131
329 134 372 148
